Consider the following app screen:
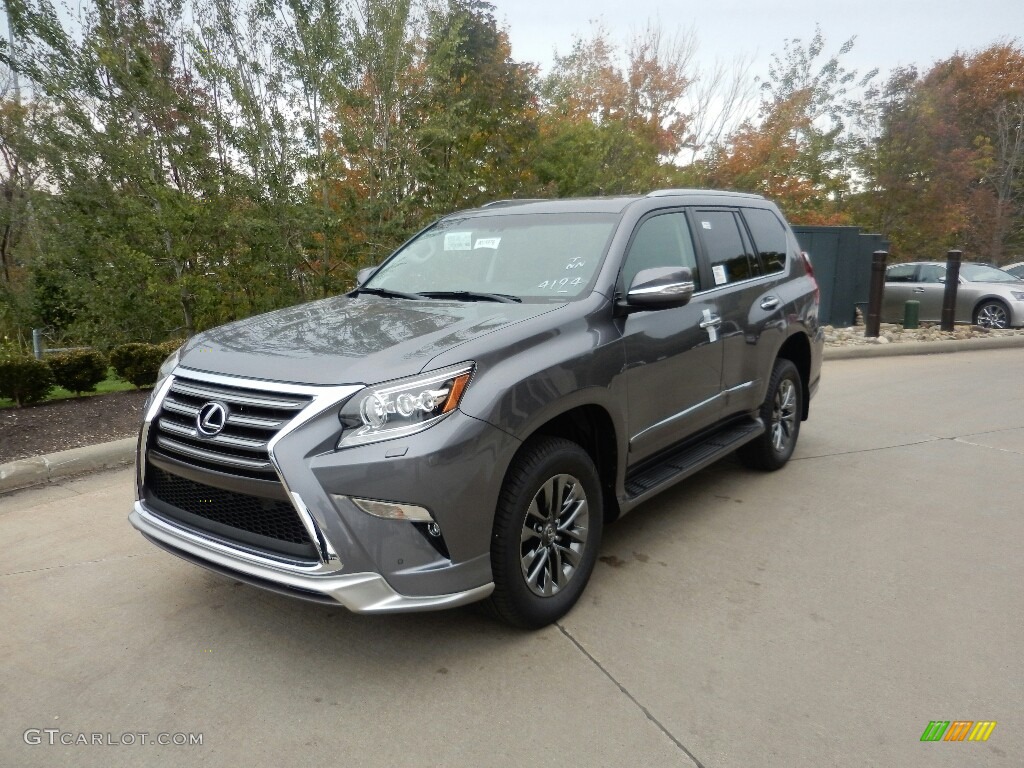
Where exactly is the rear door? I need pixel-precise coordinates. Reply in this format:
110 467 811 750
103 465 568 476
913 264 948 321
882 263 920 321
689 207 781 416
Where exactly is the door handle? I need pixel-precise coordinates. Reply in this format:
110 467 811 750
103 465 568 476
912 287 925 293
760 296 780 310
699 314 722 329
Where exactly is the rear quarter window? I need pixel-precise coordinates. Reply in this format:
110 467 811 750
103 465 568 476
741 208 789 274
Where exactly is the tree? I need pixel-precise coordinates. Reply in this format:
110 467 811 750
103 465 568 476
705 26 875 224
851 42 1024 260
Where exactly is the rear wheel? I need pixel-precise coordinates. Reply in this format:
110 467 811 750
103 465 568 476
738 358 802 471
487 437 602 629
974 300 1010 329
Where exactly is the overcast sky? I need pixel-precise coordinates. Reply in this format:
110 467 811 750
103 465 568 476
497 0 1024 82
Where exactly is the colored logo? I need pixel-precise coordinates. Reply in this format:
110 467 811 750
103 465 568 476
920 721 996 742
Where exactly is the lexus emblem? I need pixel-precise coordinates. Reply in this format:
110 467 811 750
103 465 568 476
197 401 229 437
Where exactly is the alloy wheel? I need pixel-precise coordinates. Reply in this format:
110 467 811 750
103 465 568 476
520 474 589 597
771 378 798 453
976 303 1009 329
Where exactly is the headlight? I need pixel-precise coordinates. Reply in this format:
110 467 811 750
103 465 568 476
156 345 182 384
1010 291 1024 301
146 345 182 410
337 363 474 449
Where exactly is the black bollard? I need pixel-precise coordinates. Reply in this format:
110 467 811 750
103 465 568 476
940 250 962 332
865 251 887 338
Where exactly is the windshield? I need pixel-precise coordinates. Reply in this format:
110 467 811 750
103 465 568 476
959 264 1020 283
365 212 619 301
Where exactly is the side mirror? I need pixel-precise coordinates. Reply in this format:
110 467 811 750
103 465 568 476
355 266 376 286
620 267 695 312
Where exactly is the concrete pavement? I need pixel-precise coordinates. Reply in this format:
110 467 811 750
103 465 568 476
1 349 1022 767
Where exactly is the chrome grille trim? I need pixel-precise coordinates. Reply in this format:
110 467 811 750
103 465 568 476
139 367 364 570
151 374 316 478
155 436 274 471
170 380 309 411
162 396 285 430
157 418 268 452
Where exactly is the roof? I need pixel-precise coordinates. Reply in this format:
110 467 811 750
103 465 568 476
449 189 769 219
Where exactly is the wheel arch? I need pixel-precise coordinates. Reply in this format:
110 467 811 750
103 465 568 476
972 296 1011 326
775 331 812 420
516 404 621 524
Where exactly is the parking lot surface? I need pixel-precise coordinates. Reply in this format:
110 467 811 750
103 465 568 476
2 349 1021 767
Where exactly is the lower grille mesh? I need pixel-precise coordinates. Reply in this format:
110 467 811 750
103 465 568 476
147 466 313 549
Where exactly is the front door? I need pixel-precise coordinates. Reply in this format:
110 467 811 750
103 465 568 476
620 211 724 463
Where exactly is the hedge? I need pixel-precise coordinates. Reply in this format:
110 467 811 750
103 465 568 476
0 353 56 406
47 349 109 394
110 341 180 387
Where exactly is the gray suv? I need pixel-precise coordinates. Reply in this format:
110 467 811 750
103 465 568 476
130 190 823 628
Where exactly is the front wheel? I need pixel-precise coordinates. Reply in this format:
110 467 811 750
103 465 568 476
974 300 1010 329
738 358 803 471
486 437 603 629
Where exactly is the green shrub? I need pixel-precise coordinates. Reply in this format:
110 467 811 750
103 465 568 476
47 349 109 394
0 353 55 406
110 343 169 387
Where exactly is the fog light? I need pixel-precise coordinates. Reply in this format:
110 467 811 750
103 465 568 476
344 495 434 522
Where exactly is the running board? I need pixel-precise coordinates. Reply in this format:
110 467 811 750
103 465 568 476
623 418 764 503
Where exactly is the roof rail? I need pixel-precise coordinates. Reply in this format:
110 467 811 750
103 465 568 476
480 198 548 208
646 188 765 200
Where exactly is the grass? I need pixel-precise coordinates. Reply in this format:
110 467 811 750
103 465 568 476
0 367 141 409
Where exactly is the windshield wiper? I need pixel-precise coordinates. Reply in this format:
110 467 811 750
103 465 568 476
420 290 522 304
351 286 426 301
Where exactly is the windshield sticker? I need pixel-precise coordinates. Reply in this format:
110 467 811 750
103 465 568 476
444 232 472 251
474 237 501 249
701 221 712 229
565 256 586 270
712 264 728 285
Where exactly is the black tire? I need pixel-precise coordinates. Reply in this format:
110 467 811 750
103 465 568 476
973 300 1010 329
738 358 802 472
486 437 603 629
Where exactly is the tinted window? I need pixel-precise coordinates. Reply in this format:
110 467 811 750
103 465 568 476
885 264 917 283
918 264 946 283
621 213 700 291
695 210 760 286
742 208 788 274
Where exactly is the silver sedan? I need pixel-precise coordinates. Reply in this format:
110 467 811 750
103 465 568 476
882 261 1024 328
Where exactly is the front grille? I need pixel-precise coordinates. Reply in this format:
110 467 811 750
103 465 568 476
151 376 313 480
146 465 317 560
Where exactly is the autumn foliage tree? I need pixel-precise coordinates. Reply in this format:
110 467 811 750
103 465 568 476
849 43 1024 260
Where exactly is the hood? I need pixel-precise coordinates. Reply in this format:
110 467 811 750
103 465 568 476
176 295 563 386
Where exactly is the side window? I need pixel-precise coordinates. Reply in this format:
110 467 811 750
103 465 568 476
620 213 700 292
885 264 917 283
742 208 789 274
695 210 760 286
918 264 946 283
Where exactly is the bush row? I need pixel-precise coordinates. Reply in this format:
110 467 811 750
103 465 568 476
0 341 181 406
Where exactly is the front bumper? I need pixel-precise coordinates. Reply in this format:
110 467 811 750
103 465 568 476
129 501 493 612
131 368 520 612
